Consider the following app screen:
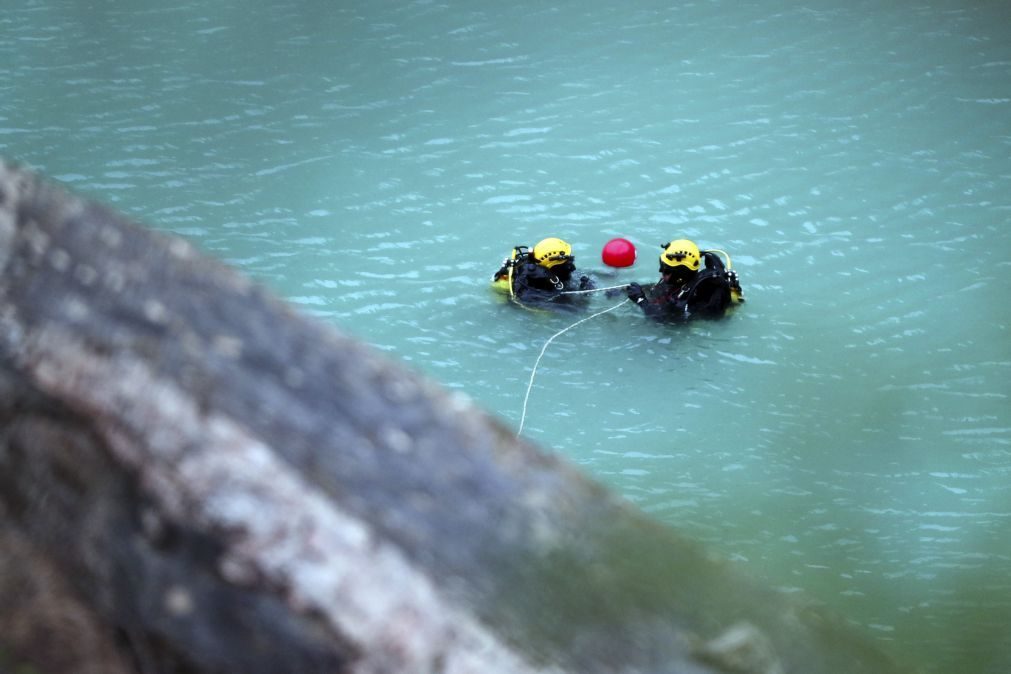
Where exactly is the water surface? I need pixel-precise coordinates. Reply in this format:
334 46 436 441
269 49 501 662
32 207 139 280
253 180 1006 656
4 1 1010 671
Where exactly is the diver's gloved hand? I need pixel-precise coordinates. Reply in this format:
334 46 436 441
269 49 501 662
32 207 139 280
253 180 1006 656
626 282 646 304
579 275 592 290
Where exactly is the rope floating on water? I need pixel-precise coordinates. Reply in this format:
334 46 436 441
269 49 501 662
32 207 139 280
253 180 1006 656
516 298 631 437
557 283 630 296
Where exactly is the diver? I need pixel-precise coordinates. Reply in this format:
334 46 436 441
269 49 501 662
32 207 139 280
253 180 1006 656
493 237 596 307
626 239 743 321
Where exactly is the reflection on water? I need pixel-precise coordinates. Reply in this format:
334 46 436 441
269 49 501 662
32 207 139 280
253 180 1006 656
4 0 1010 671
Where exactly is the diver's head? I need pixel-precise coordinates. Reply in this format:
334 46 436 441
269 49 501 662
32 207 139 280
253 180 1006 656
533 238 574 269
659 239 700 285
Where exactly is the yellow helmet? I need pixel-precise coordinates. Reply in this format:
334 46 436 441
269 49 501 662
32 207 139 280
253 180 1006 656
532 237 573 268
659 239 700 271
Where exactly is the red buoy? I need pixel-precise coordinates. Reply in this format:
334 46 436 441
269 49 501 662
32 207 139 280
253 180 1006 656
601 237 637 267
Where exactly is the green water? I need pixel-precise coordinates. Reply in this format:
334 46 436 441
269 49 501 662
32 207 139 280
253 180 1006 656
4 1 1010 671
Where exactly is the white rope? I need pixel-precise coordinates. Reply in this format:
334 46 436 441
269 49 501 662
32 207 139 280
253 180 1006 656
557 283 630 296
516 298 631 437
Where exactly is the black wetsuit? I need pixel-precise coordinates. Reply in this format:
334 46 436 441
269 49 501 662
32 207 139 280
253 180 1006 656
499 254 596 307
629 251 740 322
